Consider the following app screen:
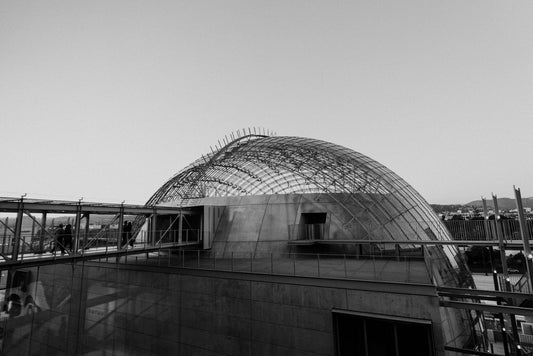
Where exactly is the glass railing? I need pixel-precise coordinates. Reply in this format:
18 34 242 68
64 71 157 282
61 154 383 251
104 250 430 285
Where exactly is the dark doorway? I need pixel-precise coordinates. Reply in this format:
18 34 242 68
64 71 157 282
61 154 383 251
301 213 327 240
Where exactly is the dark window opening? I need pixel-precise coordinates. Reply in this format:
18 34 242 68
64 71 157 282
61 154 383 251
334 311 434 356
301 213 327 240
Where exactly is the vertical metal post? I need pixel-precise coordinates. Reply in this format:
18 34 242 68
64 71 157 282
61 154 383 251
373 254 376 279
40 213 47 254
482 198 496 275
317 253 320 277
83 213 90 251
21 236 25 261
12 196 24 261
125 242 128 263
116 204 124 264
2 217 7 255
500 318 511 356
74 200 82 254
344 254 347 278
395 244 400 261
31 218 35 246
510 313 522 356
406 257 410 283
143 227 147 248
199 211 204 246
493 195 509 283
178 212 183 244
151 208 157 247
514 187 533 293
492 265 511 356
492 270 500 292
118 204 125 250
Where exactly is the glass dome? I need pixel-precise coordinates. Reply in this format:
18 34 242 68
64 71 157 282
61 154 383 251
148 133 473 288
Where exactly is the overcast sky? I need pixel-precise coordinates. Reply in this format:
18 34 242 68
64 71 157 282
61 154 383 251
1 0 532 205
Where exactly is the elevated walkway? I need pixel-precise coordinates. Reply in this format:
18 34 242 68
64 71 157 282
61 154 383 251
0 196 203 267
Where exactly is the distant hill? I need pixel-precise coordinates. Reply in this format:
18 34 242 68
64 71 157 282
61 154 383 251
465 197 533 210
430 197 533 214
430 204 465 214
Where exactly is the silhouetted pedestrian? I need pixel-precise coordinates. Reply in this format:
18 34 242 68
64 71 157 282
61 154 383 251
52 224 65 255
64 224 73 252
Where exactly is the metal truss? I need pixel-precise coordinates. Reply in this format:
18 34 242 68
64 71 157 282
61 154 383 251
146 133 462 261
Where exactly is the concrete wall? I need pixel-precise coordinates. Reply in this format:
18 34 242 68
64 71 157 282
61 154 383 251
0 263 446 356
200 193 368 258
194 193 456 259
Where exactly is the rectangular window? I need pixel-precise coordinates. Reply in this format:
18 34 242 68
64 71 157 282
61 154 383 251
333 310 434 356
301 213 327 240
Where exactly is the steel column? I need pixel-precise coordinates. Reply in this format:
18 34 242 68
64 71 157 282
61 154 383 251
178 212 183 243
493 195 509 280
482 198 496 277
2 217 8 255
74 201 82 254
12 196 24 261
117 204 124 250
151 208 157 246
83 213 90 250
514 186 533 294
40 212 47 253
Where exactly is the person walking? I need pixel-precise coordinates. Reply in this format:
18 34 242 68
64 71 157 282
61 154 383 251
64 224 73 252
53 224 65 255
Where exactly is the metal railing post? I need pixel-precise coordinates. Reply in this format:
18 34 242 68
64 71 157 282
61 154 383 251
317 253 320 277
373 254 376 279
406 257 410 283
21 237 25 262
344 254 347 278
197 250 200 268
2 217 7 255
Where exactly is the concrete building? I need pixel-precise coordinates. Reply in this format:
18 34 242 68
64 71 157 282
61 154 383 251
1 133 481 355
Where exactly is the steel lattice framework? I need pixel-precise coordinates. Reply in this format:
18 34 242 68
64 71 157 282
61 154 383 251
148 134 444 238
147 133 471 286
